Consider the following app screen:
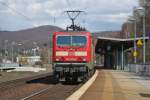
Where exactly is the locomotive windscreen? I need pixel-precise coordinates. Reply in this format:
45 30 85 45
57 36 87 46
57 36 71 46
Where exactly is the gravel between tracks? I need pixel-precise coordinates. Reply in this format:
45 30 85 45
0 73 81 100
27 83 82 100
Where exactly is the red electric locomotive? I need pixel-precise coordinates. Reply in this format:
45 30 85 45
52 31 94 82
52 10 95 82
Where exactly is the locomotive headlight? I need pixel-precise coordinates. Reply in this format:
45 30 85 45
75 51 87 56
56 51 68 56
83 58 86 61
56 58 59 61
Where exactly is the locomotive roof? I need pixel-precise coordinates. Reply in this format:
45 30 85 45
53 31 91 36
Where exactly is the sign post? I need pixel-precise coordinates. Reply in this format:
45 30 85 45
149 32 150 39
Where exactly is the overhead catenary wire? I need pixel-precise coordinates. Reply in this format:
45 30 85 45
65 0 72 8
0 1 32 22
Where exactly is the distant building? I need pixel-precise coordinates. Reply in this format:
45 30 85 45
121 22 129 38
121 22 134 39
17 56 41 65
139 0 145 6
139 0 150 7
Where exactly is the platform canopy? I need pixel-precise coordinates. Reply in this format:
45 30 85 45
95 36 149 54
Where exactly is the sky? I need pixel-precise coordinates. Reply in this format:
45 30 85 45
0 0 138 32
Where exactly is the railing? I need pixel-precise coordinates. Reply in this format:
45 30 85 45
0 63 19 67
127 64 150 76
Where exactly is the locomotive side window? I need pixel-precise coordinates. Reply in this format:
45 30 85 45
72 36 87 46
57 36 71 46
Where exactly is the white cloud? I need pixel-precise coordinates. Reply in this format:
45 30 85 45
100 13 131 22
28 3 42 14
0 0 139 31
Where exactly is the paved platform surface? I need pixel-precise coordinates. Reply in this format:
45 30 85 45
80 70 150 100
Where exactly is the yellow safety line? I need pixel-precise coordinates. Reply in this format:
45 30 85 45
66 70 99 100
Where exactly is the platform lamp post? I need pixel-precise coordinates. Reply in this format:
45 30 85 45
4 40 8 67
17 43 23 66
128 16 137 64
136 7 146 65
33 42 37 56
17 43 22 57
11 41 16 63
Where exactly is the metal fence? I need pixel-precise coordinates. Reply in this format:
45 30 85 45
0 63 19 67
126 64 150 76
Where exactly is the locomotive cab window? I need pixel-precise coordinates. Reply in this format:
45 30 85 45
72 36 87 46
57 36 87 46
57 36 71 46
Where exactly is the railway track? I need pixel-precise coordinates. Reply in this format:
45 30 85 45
0 72 81 100
0 72 52 91
21 86 53 100
21 83 81 100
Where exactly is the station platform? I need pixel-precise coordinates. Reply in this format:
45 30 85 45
79 70 150 100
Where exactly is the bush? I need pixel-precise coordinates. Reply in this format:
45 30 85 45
34 61 43 66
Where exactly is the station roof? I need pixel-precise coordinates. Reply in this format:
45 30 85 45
97 36 149 42
95 36 149 54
